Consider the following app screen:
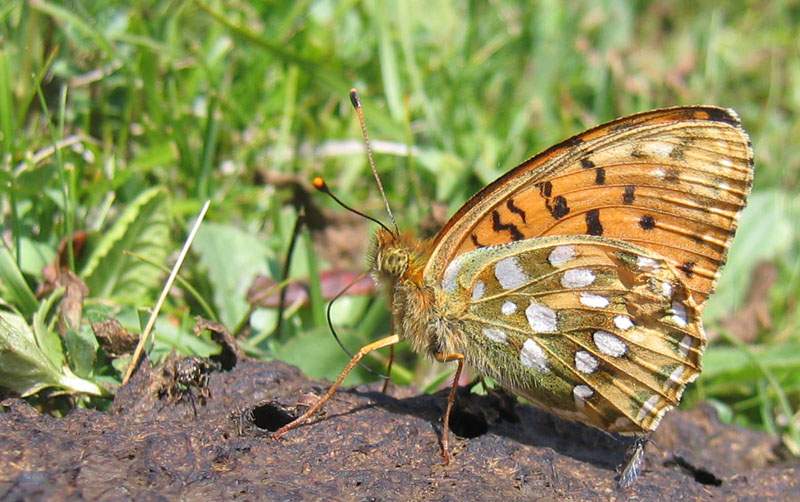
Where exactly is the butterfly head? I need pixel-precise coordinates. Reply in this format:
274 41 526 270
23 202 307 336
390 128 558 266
369 228 428 287
371 228 410 279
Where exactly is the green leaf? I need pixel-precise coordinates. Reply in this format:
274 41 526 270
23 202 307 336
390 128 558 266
31 288 66 369
702 341 800 380
64 325 99 379
0 301 105 397
374 2 402 122
17 237 57 278
81 187 171 299
193 222 271 327
276 295 386 386
0 48 15 157
704 190 796 320
303 230 326 329
129 140 179 173
274 325 370 387
0 246 39 319
705 398 734 424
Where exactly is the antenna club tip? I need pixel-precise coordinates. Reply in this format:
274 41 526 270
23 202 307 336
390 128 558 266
349 89 361 109
312 176 328 192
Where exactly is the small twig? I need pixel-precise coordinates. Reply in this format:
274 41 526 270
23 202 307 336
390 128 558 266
122 200 211 385
14 134 99 176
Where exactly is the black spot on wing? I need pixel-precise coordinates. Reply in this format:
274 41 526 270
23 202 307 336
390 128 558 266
680 261 696 278
612 120 637 132
586 209 603 236
664 169 681 183
639 215 655 230
702 107 741 126
506 198 527 223
538 181 553 198
595 167 605 185
623 185 635 204
539 181 570 220
669 143 687 160
581 158 595 169
562 136 584 148
630 145 647 158
470 233 485 248
492 210 524 241
546 196 570 219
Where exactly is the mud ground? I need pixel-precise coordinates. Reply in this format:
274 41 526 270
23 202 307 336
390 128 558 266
1 356 797 501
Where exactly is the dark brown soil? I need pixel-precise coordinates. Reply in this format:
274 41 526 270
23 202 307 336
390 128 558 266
1 356 797 501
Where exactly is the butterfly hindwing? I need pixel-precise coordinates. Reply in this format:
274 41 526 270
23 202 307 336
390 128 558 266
427 106 754 310
439 235 705 433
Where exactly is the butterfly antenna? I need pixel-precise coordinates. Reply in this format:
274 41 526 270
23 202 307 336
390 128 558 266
326 269 389 380
312 177 393 235
350 89 400 234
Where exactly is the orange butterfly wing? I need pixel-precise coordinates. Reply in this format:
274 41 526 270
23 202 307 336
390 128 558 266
425 106 753 311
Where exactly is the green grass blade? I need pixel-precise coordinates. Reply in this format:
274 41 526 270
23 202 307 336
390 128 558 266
0 246 39 318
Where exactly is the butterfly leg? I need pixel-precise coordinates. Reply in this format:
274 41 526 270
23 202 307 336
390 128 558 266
433 352 466 465
381 344 395 394
272 334 401 440
617 434 650 488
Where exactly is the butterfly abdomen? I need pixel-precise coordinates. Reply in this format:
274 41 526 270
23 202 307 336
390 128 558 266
390 277 462 358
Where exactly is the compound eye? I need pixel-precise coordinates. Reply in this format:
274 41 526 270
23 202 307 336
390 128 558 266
384 251 408 276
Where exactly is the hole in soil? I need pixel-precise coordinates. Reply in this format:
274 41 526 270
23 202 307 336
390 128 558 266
449 408 489 439
664 456 723 486
251 402 295 432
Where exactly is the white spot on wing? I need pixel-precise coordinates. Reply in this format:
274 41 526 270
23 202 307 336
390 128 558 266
471 281 486 301
482 327 507 344
548 245 577 267
573 384 593 407
501 301 517 316
593 330 628 357
672 300 689 327
636 256 660 272
637 394 662 421
561 268 595 289
613 315 634 331
525 301 557 333
494 257 528 290
679 335 694 357
579 293 609 308
442 258 462 293
720 158 734 167
575 350 599 374
661 281 674 298
665 365 685 389
520 338 549 373
646 142 673 157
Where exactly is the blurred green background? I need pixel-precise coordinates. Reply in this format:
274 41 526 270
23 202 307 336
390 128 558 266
1 1 798 452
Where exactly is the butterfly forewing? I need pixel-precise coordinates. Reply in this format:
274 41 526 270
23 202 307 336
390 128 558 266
426 106 754 310
440 235 705 433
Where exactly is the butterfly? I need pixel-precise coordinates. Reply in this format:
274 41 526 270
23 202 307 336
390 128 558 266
273 91 754 487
